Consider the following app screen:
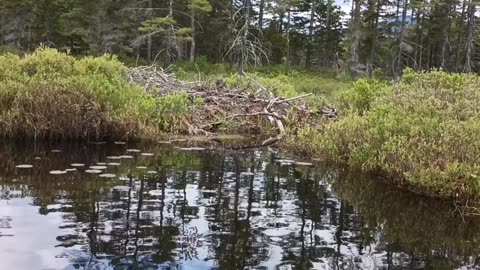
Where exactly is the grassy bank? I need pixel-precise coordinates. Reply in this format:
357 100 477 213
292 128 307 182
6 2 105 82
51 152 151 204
287 69 480 199
0 48 193 140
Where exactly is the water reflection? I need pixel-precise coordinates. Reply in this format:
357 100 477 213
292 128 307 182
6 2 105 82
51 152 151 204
0 142 479 269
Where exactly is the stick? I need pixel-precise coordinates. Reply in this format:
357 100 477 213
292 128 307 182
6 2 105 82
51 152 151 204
275 93 313 104
200 112 284 130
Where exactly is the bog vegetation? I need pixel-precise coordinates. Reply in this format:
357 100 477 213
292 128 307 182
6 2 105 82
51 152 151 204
0 48 192 140
289 69 480 199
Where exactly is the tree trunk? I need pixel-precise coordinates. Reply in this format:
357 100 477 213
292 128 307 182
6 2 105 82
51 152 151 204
323 0 332 67
306 0 316 69
238 0 251 75
395 0 408 79
164 0 176 67
190 9 196 62
348 0 362 79
464 0 475 73
368 0 382 77
414 0 424 70
147 0 152 62
285 7 291 72
455 0 467 71
258 0 265 30
440 2 452 70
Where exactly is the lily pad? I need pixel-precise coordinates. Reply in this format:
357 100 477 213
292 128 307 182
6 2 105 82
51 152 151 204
99 173 116 178
90 165 107 170
126 149 141 153
50 170 67 175
141 152 154 156
295 162 313 166
85 169 102 174
107 162 121 166
16 164 33 169
179 147 205 151
71 163 85 167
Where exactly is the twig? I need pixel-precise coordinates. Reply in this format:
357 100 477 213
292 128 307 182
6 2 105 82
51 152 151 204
200 112 283 130
275 93 313 104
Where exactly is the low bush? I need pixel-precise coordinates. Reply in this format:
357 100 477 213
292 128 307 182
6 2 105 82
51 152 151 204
0 47 192 140
291 69 480 198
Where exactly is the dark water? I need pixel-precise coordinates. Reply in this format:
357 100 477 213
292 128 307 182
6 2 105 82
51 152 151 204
0 142 479 270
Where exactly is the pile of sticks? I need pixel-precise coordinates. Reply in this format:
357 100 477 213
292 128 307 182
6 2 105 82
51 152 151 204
127 66 190 94
128 66 337 144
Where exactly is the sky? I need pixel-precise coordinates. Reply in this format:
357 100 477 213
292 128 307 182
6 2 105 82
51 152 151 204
335 0 352 14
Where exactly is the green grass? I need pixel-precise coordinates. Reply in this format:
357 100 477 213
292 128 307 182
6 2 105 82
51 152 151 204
288 69 480 199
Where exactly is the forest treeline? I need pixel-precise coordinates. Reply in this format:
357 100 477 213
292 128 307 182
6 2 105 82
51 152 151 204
1 0 478 78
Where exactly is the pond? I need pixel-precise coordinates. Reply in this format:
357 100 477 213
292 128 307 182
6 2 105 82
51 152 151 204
0 141 479 270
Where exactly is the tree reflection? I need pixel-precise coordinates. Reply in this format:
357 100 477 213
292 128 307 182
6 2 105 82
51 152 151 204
0 143 480 269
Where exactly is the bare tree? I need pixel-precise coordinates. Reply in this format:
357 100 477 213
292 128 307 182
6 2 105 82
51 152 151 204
455 0 467 70
305 0 316 69
348 0 363 79
368 0 382 77
464 0 475 73
395 0 408 79
226 0 268 75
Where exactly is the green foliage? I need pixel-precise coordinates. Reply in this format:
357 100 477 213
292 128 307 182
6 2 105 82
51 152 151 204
293 71 480 198
189 0 213 12
153 93 191 132
0 47 191 140
338 79 389 112
140 17 177 32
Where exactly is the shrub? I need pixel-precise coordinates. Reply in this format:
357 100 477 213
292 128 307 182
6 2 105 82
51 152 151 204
0 47 192 140
292 71 480 199
153 93 191 132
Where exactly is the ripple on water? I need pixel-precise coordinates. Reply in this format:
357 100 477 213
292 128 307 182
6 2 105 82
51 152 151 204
1 144 475 270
